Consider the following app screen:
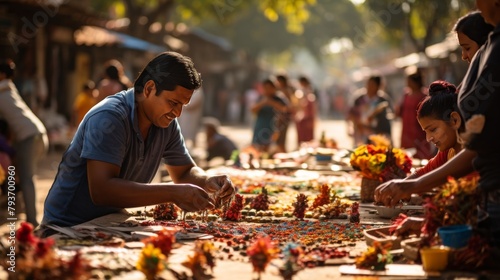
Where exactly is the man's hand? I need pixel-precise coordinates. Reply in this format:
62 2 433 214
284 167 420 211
374 179 414 207
173 184 215 212
205 175 235 207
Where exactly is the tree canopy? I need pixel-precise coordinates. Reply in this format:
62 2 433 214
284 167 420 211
90 0 362 56
362 0 476 53
89 0 480 60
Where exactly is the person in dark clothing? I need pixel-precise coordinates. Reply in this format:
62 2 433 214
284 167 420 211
203 117 237 161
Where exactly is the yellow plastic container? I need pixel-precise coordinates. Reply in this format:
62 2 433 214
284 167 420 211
420 246 450 272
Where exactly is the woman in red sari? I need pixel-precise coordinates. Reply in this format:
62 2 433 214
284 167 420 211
397 71 433 159
294 76 317 146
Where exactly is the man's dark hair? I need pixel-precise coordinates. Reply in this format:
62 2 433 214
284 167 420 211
0 59 15 79
368 75 382 87
298 76 311 85
134 52 202 95
262 78 277 88
408 72 423 88
276 74 288 84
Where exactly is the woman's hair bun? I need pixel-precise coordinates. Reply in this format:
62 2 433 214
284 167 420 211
428 80 456 97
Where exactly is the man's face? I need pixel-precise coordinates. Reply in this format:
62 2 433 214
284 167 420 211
476 0 498 25
263 83 276 96
366 79 378 96
143 82 194 128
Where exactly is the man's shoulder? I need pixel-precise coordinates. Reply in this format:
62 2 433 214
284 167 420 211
88 91 131 119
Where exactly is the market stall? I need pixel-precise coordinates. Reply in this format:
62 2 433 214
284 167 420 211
2 145 499 279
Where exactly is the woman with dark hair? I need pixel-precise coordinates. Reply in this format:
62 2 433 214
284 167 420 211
379 81 468 237
407 81 464 179
454 11 494 63
96 60 133 102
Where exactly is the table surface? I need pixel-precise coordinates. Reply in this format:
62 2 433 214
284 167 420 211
43 209 498 280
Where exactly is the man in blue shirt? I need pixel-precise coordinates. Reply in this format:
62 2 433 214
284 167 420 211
41 52 235 230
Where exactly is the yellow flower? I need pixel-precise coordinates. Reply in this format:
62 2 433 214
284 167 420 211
351 143 411 179
369 134 391 148
136 244 166 280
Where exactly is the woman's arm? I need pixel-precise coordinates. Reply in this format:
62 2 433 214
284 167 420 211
374 149 476 206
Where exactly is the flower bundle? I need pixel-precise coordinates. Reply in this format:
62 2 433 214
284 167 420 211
136 244 166 280
247 236 279 276
421 176 479 245
182 240 217 278
1 222 89 279
350 142 411 181
355 241 393 271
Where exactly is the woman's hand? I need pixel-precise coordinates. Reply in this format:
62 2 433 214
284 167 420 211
204 175 235 207
374 179 416 207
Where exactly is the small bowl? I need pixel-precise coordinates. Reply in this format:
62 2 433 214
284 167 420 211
437 224 472 249
315 154 332 162
374 205 404 219
364 226 401 250
420 246 450 272
401 237 421 261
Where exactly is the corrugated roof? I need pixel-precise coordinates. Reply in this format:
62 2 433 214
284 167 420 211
74 25 166 53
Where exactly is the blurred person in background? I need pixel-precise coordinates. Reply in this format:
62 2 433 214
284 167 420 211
72 80 97 128
0 59 48 227
274 74 295 153
251 79 287 153
96 59 133 103
397 70 433 159
347 76 393 147
295 76 317 146
203 117 237 162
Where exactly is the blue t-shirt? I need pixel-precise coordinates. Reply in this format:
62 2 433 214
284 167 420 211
43 89 194 226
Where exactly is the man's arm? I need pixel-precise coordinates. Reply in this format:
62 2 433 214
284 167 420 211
87 160 213 212
167 163 207 188
251 98 267 114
